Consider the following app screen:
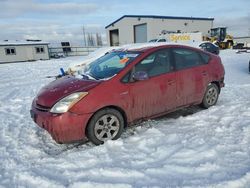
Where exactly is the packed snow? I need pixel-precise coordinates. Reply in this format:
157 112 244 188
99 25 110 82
0 49 250 188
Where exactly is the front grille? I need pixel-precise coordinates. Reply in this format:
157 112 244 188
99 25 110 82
35 103 51 112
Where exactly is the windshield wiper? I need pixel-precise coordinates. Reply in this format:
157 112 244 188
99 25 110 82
81 73 98 80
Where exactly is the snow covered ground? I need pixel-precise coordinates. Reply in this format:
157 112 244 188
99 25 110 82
0 50 250 188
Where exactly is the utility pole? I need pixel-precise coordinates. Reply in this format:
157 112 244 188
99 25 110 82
83 25 87 46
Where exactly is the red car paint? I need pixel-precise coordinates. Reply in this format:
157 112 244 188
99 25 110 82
31 45 225 143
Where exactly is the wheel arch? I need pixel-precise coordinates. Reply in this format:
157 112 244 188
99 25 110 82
211 81 221 93
201 81 220 109
85 105 128 133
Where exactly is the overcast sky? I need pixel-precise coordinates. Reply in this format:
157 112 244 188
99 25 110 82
0 0 249 45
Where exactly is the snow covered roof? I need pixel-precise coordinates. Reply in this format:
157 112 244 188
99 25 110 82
0 40 49 46
106 15 214 28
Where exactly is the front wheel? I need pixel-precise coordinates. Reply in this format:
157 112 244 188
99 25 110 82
86 108 124 145
201 83 219 109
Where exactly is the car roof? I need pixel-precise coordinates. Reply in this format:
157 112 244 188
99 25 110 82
113 42 201 53
68 42 209 72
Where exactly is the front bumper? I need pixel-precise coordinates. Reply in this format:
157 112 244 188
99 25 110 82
30 103 93 143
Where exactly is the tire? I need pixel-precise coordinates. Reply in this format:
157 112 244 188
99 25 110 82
201 83 219 109
86 108 124 145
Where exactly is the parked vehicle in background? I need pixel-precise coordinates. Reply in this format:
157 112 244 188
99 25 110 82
50 52 65 59
149 38 167 42
204 27 234 49
30 44 225 145
199 42 220 55
148 32 203 44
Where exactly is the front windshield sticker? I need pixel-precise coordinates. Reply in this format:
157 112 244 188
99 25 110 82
120 57 129 64
81 52 140 80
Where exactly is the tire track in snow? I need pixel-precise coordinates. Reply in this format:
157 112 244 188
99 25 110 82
0 52 250 187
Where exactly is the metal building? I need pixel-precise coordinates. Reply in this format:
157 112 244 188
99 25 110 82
105 15 214 46
0 40 49 63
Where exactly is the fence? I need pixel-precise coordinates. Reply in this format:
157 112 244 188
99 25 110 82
48 46 101 57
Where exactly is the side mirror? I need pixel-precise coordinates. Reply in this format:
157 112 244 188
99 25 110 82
133 71 149 81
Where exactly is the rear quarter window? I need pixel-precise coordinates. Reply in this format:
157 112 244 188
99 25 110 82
173 48 205 70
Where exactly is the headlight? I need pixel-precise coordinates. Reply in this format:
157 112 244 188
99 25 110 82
50 92 88 113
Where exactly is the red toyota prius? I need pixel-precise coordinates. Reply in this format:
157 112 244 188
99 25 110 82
30 44 225 145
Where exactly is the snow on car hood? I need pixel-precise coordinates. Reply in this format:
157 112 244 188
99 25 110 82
35 76 100 107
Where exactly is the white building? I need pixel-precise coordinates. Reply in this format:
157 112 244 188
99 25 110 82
105 15 214 46
0 40 49 63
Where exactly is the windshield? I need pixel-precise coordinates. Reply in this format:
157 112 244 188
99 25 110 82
83 51 140 80
211 28 219 38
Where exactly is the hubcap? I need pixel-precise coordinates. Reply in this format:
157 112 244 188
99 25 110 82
206 87 218 105
94 114 120 142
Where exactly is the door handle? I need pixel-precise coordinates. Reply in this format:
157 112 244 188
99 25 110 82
168 80 175 85
202 71 208 76
120 91 128 95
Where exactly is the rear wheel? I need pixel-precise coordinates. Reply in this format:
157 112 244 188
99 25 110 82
86 108 124 145
201 83 219 109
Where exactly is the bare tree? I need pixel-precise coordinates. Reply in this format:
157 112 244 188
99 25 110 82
87 33 95 46
96 33 103 46
82 25 87 47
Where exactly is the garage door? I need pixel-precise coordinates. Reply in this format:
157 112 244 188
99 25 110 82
109 29 119 46
134 23 147 43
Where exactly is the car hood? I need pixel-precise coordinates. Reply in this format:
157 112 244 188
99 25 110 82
35 76 101 107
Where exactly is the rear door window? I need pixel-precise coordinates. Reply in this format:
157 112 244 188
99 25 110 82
173 48 205 70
